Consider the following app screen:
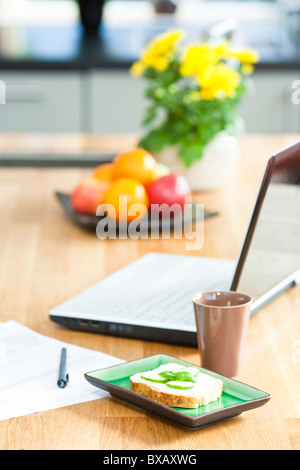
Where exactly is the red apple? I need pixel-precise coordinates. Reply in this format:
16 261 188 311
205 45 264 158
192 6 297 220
148 173 192 214
71 177 110 215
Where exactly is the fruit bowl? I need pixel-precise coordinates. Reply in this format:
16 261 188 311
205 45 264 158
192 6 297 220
56 147 219 234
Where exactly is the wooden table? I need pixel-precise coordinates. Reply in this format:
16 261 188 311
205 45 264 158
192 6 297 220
0 133 299 450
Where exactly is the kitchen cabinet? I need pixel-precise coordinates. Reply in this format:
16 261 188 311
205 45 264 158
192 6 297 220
239 71 300 133
0 69 299 134
87 70 146 134
88 69 300 134
0 72 82 132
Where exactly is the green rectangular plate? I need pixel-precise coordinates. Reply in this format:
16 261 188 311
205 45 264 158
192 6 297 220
84 354 270 429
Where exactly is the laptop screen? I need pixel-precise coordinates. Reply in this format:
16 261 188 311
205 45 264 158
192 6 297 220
231 141 300 310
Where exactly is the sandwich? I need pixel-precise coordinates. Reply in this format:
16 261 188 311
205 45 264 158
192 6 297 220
130 362 223 409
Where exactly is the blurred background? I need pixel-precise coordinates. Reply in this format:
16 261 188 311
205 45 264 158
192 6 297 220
0 0 299 136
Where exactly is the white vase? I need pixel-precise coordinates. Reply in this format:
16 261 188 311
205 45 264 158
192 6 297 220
154 131 240 191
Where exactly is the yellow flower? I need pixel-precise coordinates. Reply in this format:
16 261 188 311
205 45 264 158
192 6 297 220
152 57 170 71
130 61 144 76
147 30 184 56
241 63 254 75
141 50 170 71
130 28 257 101
199 63 241 100
180 42 227 78
133 29 184 73
227 47 259 64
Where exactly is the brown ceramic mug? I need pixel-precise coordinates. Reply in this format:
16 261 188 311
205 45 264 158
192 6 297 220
193 291 252 377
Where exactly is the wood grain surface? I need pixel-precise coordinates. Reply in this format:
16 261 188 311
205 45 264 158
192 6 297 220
0 133 299 450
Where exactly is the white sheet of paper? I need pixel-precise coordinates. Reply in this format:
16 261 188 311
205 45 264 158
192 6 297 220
0 320 123 421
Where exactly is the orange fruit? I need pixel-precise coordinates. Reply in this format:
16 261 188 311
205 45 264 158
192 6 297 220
112 147 158 186
92 163 114 182
102 178 149 222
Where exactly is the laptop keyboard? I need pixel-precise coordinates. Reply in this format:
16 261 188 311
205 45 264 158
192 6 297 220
105 258 234 329
51 253 235 332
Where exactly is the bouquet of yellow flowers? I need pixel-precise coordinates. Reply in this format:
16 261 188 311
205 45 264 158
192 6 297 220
131 30 259 167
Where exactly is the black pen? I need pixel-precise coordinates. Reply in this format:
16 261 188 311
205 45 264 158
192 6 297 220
57 347 69 388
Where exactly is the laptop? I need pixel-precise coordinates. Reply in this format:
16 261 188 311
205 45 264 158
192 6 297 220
49 141 300 347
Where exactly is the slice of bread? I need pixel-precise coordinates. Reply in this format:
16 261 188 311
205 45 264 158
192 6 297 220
130 363 223 409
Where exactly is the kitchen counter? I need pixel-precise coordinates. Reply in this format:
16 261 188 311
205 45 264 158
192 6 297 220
0 19 299 71
0 132 299 450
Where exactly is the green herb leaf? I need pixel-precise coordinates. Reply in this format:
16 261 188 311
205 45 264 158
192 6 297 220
159 371 176 380
158 367 200 383
173 371 196 382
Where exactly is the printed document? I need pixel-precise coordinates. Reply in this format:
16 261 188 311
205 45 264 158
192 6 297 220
0 320 122 421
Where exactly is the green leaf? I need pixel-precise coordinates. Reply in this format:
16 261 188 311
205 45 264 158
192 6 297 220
138 128 172 153
178 141 204 167
158 368 199 383
142 106 158 126
158 371 176 381
173 370 197 382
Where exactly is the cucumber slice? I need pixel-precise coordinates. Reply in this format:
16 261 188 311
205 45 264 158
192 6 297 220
166 381 195 390
141 372 168 383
